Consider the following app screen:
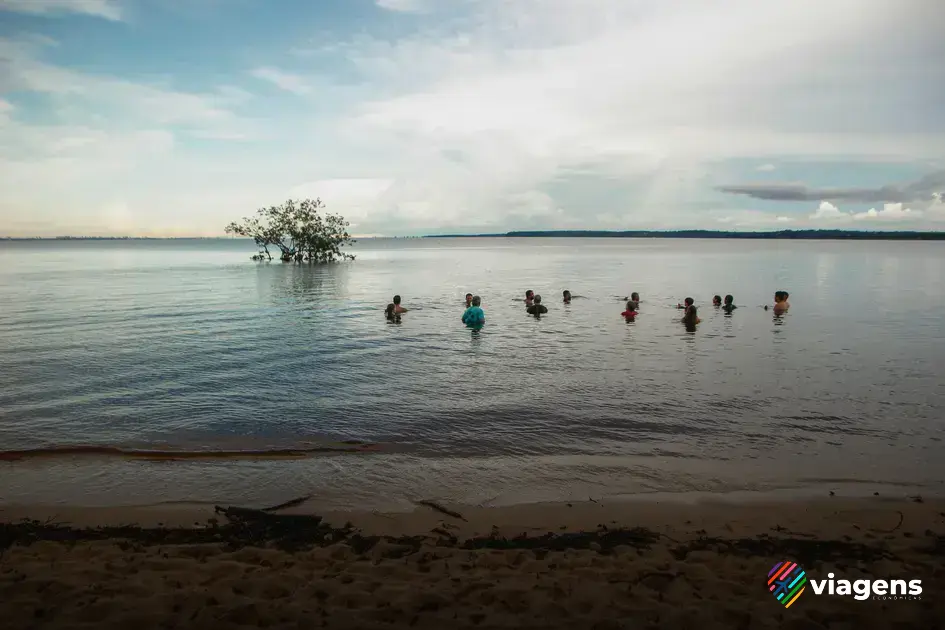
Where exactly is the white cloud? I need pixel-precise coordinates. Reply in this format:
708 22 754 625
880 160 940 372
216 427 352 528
776 216 794 222
809 201 850 221
852 203 922 221
374 0 431 13
250 67 312 95
757 163 777 172
0 0 121 20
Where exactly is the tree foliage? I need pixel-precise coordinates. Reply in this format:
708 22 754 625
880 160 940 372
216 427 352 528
225 199 356 263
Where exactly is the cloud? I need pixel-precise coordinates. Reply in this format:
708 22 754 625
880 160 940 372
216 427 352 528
718 170 945 203
250 67 312 95
0 36 257 138
374 0 432 13
0 0 121 20
852 203 922 221
757 164 777 172
809 201 849 220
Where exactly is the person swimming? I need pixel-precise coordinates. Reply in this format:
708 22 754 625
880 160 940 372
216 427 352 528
524 289 535 306
384 303 400 323
677 297 694 310
461 295 485 328
682 304 700 329
621 300 637 320
722 294 736 314
769 290 789 314
713 295 722 307
563 290 572 304
526 294 548 316
465 293 473 308
392 294 408 314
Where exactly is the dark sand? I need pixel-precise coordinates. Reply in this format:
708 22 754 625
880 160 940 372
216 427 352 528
2 497 943 629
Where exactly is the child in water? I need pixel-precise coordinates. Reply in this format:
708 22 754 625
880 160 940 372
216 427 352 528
713 295 722 307
524 289 534 306
563 290 572 303
465 293 473 308
621 300 638 320
677 297 694 310
461 295 485 328
682 304 700 328
384 303 400 322
527 294 548 316
722 294 736 314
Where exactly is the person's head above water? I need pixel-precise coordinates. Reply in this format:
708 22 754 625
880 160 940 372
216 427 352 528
472 295 481 307
685 297 694 306
713 295 722 306
724 294 734 305
534 294 542 304
525 289 534 300
465 293 473 306
625 300 637 312
631 292 639 302
774 291 784 303
393 295 402 305
563 290 571 302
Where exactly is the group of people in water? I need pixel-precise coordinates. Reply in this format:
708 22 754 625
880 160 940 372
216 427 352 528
386 289 791 331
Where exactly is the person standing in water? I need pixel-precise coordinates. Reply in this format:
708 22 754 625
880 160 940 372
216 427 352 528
524 289 535 306
621 300 638 321
461 295 485 328
563 290 572 303
713 295 722 307
527 294 548 316
682 305 700 330
722 294 737 314
465 293 473 308
677 297 694 310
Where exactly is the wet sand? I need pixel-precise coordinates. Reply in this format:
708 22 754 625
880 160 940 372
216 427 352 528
2 497 943 629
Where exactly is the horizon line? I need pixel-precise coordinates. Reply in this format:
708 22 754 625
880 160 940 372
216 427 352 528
4 228 945 241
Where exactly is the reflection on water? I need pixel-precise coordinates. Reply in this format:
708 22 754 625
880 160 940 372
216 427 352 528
1 237 944 506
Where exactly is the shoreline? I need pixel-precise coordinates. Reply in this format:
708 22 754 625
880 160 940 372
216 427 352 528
3 497 944 628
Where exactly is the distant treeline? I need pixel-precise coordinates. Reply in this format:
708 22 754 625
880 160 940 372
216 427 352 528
429 230 945 240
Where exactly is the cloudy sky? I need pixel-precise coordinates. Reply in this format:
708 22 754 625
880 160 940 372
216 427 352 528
1 0 943 237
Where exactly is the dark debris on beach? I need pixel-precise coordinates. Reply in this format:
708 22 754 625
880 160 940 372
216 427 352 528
1 504 942 567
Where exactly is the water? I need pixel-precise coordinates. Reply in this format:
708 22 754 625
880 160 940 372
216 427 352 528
1 237 944 508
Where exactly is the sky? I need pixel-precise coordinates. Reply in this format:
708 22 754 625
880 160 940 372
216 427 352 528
1 0 944 237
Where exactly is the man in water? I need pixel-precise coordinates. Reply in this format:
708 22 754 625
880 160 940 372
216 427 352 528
392 294 408 314
465 293 473 308
563 290 572 304
524 289 534 306
462 295 485 328
677 297 694 310
527 294 548 316
773 290 790 315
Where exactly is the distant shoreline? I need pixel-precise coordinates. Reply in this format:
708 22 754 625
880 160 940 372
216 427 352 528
427 229 945 240
3 229 945 241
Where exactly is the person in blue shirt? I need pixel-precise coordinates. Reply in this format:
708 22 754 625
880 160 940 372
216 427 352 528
462 295 485 328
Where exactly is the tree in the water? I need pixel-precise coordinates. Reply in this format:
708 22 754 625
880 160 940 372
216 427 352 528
225 198 356 262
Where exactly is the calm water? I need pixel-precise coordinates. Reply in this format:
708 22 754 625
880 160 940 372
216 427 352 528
1 238 944 508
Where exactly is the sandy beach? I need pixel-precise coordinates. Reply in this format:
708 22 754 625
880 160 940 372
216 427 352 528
2 495 943 629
